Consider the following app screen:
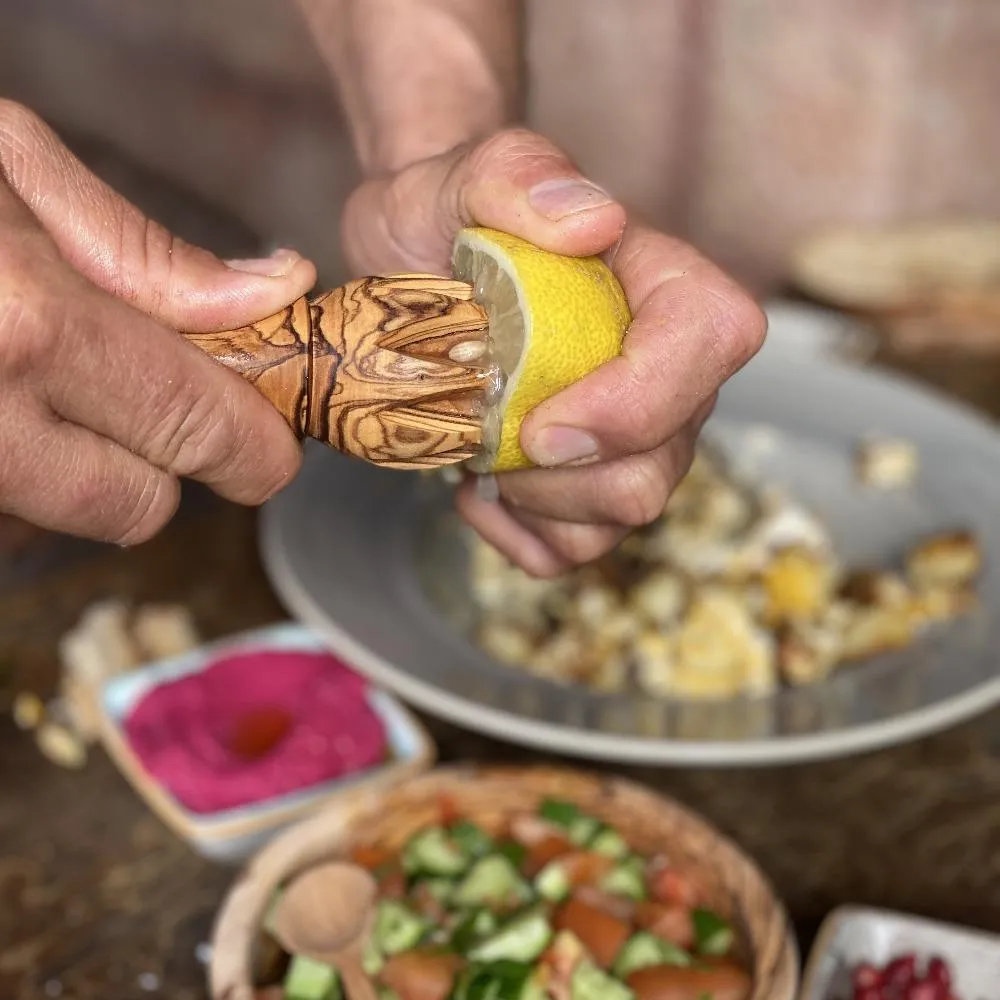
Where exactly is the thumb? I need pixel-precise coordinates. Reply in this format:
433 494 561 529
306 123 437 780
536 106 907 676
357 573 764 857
342 127 627 274
0 100 316 331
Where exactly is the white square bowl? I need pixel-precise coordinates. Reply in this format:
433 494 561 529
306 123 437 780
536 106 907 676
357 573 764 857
801 905 1000 999
96 621 436 864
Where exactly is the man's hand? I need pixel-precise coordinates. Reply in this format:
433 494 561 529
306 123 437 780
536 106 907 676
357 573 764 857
342 128 766 576
0 101 316 543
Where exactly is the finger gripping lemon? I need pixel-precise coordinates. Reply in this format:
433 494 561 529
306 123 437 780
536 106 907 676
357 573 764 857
452 227 632 473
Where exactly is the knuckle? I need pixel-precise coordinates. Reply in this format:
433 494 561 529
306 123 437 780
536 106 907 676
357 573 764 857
546 522 622 568
113 474 178 545
468 127 567 177
0 266 62 379
714 285 768 371
0 99 46 157
611 460 671 527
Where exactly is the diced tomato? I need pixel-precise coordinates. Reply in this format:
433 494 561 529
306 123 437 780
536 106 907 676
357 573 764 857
351 844 394 871
437 794 461 825
553 897 632 969
574 885 636 923
626 961 752 1000
634 900 695 949
648 864 700 907
380 950 463 1000
560 851 617 887
524 834 577 876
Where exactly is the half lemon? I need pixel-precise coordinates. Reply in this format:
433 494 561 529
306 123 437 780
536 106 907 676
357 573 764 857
452 226 632 473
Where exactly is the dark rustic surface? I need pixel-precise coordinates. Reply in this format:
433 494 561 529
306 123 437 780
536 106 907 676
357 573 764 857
4 352 1000 999
4 132 1000 1000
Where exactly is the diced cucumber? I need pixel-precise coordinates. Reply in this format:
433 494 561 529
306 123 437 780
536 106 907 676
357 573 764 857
571 960 634 1000
589 827 629 860
282 955 341 1000
453 855 532 909
613 931 691 978
567 814 602 846
450 908 499 953
452 960 546 1000
467 909 552 964
451 820 494 859
373 899 429 956
402 826 469 877
600 856 647 901
539 799 579 828
496 841 527 870
534 859 572 902
692 908 734 956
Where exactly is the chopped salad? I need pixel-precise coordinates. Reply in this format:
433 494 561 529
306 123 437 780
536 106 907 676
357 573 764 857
258 797 751 1000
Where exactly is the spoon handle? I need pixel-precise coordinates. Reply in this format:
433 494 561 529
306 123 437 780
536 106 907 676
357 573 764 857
182 274 490 469
339 955 380 1000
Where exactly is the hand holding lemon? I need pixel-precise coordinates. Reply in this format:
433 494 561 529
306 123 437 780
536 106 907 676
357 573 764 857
342 128 766 576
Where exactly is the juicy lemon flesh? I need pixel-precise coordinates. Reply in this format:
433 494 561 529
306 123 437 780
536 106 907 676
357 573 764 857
452 227 631 473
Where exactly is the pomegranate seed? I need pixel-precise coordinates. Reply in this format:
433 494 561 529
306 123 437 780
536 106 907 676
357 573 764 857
903 982 940 1000
885 955 918 988
926 957 951 988
854 988 882 1000
853 964 883 990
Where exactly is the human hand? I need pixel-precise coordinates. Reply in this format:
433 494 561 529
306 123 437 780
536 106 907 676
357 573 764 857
341 128 766 576
0 101 316 543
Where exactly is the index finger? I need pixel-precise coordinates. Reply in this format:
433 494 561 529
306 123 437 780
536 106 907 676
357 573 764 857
518 226 767 467
34 268 302 506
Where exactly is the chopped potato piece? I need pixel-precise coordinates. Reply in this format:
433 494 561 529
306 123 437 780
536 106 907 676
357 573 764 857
856 437 919 488
906 531 982 590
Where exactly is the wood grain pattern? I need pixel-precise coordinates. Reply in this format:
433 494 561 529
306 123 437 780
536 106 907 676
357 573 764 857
183 275 490 469
210 766 798 1000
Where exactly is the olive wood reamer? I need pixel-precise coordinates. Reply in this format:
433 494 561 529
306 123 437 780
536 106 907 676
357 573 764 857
183 274 491 469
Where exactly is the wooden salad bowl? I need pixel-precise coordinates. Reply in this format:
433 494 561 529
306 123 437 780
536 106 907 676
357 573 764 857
209 765 798 1000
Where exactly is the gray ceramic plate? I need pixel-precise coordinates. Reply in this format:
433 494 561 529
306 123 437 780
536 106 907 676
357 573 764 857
259 306 1000 766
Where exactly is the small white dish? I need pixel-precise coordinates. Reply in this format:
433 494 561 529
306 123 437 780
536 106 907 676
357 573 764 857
801 904 1000 999
97 622 436 864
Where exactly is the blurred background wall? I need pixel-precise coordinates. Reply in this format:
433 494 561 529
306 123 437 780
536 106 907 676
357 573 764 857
1 0 999 292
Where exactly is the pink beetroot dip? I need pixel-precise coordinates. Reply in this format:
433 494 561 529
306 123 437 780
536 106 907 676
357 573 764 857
124 648 388 814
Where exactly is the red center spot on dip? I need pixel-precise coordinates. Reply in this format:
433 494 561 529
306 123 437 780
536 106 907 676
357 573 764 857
228 705 294 760
124 647 389 814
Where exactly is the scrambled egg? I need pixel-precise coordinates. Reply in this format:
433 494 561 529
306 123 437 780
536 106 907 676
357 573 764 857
469 446 980 700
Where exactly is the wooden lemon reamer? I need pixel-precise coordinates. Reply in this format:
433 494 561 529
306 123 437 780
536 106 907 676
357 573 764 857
182 274 491 470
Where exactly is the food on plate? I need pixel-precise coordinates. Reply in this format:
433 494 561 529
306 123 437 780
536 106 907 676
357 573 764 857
258 796 749 1000
470 444 980 699
124 649 388 813
855 437 919 489
451 227 630 473
843 953 957 1000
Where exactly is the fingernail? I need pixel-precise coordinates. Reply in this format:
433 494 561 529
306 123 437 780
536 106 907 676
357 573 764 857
528 177 614 221
224 247 301 277
525 426 599 467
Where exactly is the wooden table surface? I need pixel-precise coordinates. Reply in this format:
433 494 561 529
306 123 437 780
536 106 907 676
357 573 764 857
3 350 1000 1000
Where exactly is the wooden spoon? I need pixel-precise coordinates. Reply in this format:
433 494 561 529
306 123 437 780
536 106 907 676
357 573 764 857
270 861 380 1000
